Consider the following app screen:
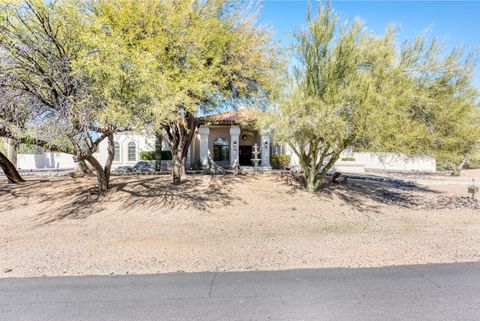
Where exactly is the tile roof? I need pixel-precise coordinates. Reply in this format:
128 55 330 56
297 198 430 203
200 109 260 125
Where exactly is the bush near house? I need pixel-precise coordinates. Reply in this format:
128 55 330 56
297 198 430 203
271 154 291 169
140 150 173 161
341 157 356 161
140 151 156 161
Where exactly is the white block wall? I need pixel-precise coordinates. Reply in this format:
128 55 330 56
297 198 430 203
352 152 436 172
283 146 436 173
14 133 156 171
17 152 75 170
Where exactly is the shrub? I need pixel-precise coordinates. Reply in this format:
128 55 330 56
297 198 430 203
140 150 173 162
140 151 156 160
340 157 356 161
465 154 480 169
271 154 290 169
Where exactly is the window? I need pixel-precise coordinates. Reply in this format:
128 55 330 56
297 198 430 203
113 142 120 162
128 142 136 162
271 143 285 155
213 137 229 162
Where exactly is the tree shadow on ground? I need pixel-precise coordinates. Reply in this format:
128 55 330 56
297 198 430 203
110 174 239 212
279 172 440 212
1 174 242 225
0 178 104 224
38 186 103 224
0 179 64 213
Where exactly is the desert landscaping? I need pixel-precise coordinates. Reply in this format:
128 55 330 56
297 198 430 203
1 171 479 278
1 1 480 319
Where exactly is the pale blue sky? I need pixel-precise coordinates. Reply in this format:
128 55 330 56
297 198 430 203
259 0 480 89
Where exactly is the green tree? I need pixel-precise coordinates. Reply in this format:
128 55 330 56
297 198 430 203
412 45 480 175
0 0 136 192
267 3 478 192
86 0 281 184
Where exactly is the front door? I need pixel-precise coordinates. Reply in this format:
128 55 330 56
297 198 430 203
239 146 252 166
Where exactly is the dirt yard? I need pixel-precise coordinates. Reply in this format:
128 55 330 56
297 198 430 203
1 170 479 278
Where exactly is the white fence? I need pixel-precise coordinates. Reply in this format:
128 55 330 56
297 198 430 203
285 146 437 173
17 152 75 170
352 152 436 172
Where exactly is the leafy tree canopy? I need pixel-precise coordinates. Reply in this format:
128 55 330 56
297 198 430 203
265 3 479 191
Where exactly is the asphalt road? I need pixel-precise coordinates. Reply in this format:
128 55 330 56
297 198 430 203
1 263 480 321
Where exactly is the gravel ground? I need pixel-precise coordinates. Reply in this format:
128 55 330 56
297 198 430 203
1 171 479 278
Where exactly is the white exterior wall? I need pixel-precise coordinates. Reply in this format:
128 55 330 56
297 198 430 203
15 133 436 173
17 152 75 170
284 146 436 173
352 152 436 172
284 144 300 170
16 133 156 171
97 132 156 169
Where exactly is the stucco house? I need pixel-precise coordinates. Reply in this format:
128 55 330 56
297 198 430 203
95 110 436 173
97 110 275 171
14 109 436 173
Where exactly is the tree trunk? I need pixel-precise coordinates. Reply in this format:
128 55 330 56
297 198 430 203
298 144 345 193
78 160 93 175
85 155 109 193
163 113 197 185
0 150 25 183
103 134 115 185
171 150 186 185
299 150 322 193
305 171 317 192
71 160 94 178
316 149 343 186
79 134 114 194
451 156 467 176
6 138 17 167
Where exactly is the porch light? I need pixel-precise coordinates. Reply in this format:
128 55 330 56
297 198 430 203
242 134 248 141
233 141 237 149
264 141 269 149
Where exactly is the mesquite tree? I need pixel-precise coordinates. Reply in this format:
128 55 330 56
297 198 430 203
267 4 479 192
87 0 280 184
0 0 133 192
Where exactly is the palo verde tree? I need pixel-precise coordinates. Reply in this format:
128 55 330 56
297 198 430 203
88 0 281 184
0 0 135 192
267 3 479 192
411 44 480 176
